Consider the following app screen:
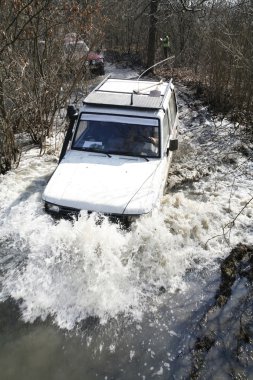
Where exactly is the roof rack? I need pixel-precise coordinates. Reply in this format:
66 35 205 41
83 76 173 110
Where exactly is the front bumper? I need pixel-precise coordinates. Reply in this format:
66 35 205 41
89 60 104 74
44 201 139 227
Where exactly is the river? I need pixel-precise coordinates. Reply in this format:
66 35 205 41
0 64 252 379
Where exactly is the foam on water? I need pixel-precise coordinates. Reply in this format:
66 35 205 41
1 196 201 329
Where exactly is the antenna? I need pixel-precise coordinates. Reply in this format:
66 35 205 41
137 55 175 81
133 80 163 95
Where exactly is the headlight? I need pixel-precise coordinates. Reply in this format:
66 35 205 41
46 203 60 213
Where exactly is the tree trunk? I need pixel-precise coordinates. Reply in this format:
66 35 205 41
146 0 159 72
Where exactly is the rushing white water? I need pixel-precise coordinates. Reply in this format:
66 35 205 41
0 69 252 335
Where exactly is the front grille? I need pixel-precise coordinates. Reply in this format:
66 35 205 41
44 202 139 227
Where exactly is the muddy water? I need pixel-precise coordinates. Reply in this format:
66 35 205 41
0 67 252 379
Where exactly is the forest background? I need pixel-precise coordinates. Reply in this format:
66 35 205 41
0 0 252 174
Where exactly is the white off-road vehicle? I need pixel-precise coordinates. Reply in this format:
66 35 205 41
43 75 178 222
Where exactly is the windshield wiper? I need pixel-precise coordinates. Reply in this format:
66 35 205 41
82 147 111 157
117 151 149 161
140 156 149 161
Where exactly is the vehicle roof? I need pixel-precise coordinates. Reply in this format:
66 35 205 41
83 76 173 111
82 103 164 119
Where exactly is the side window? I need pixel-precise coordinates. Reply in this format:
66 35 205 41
73 120 88 147
163 111 170 148
168 90 177 128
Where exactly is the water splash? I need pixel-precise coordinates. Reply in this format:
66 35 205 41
0 180 239 330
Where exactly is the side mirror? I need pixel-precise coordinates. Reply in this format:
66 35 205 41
67 104 78 121
168 139 178 152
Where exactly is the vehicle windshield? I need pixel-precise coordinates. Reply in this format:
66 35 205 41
72 114 160 158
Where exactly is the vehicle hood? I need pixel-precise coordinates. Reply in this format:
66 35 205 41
43 150 161 215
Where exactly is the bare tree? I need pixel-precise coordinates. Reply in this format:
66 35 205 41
0 0 105 174
146 0 159 70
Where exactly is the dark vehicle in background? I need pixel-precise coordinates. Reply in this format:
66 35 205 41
87 50 105 75
64 33 105 76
